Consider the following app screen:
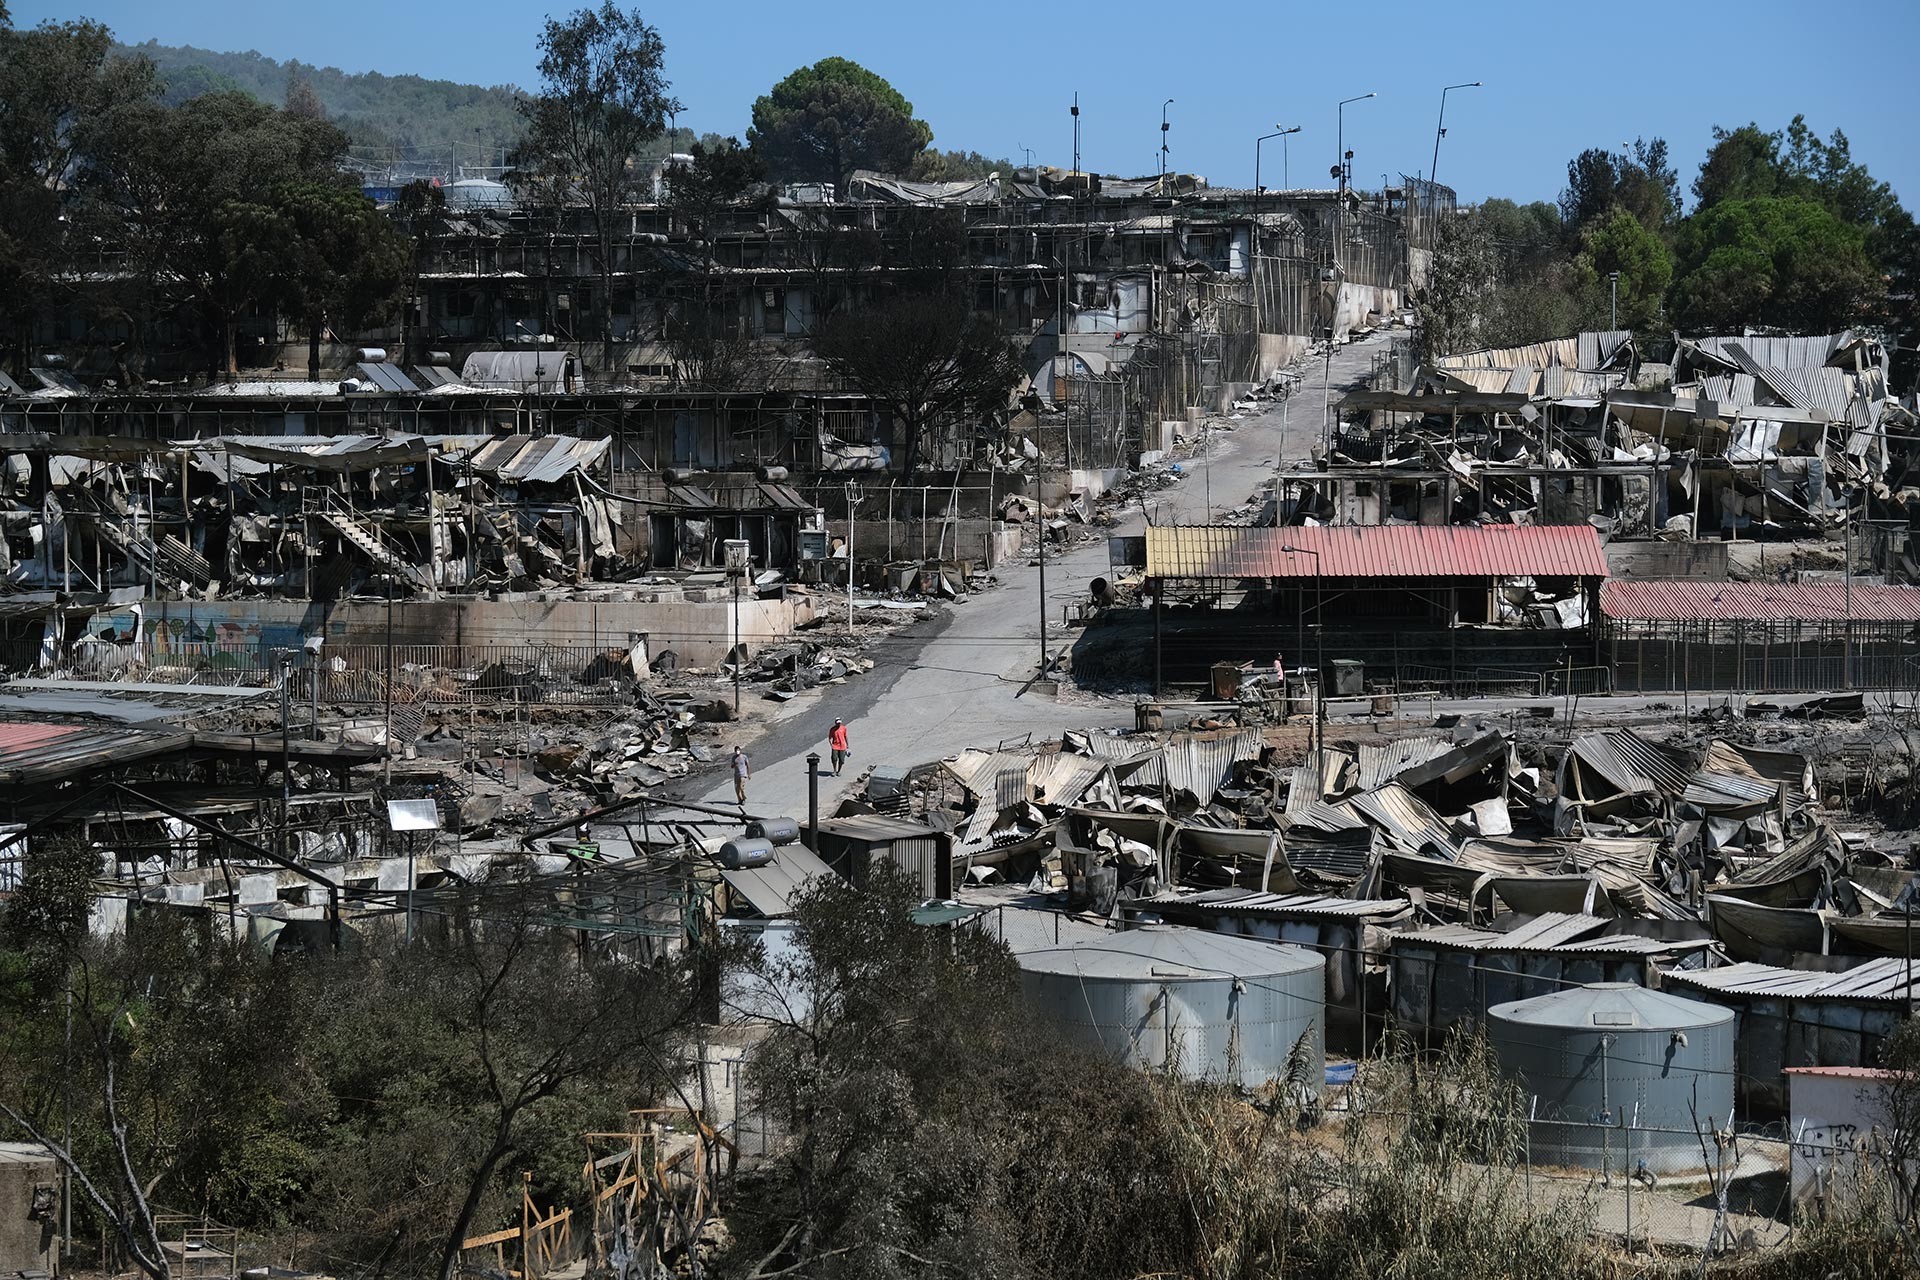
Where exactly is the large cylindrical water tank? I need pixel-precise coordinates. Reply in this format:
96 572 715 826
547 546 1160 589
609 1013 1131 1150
1017 926 1325 1092
1487 983 1735 1173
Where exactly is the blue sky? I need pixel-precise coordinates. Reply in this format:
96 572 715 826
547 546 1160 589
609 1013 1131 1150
17 0 1920 208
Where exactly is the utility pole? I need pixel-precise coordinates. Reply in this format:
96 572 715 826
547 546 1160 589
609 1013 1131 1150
843 480 856 630
278 652 293 861
1160 99 1174 179
1428 81 1482 219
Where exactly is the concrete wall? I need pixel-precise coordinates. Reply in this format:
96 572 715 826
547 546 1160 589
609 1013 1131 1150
0 1143 59 1273
1252 334 1313 380
138 591 802 667
1333 282 1402 338
1605 539 1731 581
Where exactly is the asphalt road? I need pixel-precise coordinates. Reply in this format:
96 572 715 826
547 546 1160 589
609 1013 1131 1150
681 331 1397 821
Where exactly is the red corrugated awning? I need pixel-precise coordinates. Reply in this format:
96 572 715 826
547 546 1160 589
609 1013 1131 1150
1601 579 1920 623
1145 524 1610 580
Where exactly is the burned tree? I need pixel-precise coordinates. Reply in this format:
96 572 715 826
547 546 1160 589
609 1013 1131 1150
512 3 680 346
809 291 1021 475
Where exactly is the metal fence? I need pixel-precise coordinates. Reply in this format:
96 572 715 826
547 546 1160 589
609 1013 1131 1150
1330 1095 1890 1263
7 638 639 707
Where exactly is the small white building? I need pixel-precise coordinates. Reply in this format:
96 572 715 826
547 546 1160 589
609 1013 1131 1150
1786 1066 1900 1209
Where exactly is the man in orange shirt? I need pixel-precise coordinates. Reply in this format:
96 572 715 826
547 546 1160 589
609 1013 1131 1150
828 718 850 776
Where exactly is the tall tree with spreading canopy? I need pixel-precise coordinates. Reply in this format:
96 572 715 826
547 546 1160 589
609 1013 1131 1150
0 16 156 374
1558 137 1679 240
511 2 679 347
92 91 357 376
277 181 408 380
1411 212 1496 363
811 291 1021 476
1672 195 1882 334
748 58 932 187
1572 206 1673 335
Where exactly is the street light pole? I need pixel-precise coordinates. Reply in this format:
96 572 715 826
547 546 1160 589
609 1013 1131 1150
1254 125 1302 219
1328 94 1375 458
1428 81 1482 218
1609 271 1620 332
278 652 292 862
1282 545 1326 753
1160 98 1174 179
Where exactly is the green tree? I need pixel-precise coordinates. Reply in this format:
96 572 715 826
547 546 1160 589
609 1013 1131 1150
1412 212 1497 362
810 290 1021 476
729 866 1193 1280
0 16 157 374
282 64 325 120
291 894 698 1280
276 181 408 379
1693 122 1787 209
661 136 765 239
748 57 932 187
908 149 1013 182
1559 137 1679 239
395 177 449 364
510 2 680 346
1672 195 1882 334
1572 206 1673 335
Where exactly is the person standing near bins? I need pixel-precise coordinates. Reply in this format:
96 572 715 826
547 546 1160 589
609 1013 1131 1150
731 746 750 804
828 718 850 775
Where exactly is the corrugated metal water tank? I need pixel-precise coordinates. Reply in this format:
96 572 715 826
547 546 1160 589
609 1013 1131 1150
1487 983 1735 1173
1017 926 1325 1091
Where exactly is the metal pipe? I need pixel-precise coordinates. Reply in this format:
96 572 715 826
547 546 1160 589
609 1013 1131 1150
806 751 821 850
279 654 293 861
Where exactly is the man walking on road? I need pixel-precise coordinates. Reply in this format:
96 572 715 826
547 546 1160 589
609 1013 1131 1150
731 745 750 805
828 718 850 776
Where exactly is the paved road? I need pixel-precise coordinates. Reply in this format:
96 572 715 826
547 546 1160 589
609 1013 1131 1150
685 332 1397 820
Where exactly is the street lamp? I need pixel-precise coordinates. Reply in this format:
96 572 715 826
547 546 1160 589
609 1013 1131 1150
1336 93 1375 201
1160 98 1174 178
1608 271 1620 333
1428 81 1482 215
1255 125 1303 212
1280 545 1325 753
1327 94 1375 455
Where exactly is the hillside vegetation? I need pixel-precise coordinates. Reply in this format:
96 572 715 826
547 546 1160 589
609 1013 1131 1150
114 39 528 161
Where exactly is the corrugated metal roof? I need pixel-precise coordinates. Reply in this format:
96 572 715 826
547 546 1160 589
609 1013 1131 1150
1356 736 1452 791
1704 742 1812 796
1692 332 1859 371
1157 889 1410 920
1602 579 1920 623
1027 752 1109 809
815 815 944 843
1162 728 1263 804
0 721 187 785
1350 782 1458 856
462 434 610 484
1490 981 1731 1029
1681 771 1781 808
1666 957 1920 1004
1145 524 1609 580
1016 924 1323 981
1565 729 1694 798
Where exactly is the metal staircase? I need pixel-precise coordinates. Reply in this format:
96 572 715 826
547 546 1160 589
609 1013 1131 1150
310 490 436 592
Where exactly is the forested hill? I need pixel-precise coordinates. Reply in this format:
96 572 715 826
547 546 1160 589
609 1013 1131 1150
113 40 527 161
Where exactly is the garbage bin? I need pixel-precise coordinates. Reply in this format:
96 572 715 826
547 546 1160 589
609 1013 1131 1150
1331 659 1365 697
